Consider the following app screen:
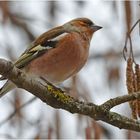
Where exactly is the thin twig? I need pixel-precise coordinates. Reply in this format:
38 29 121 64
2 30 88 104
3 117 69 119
123 19 140 62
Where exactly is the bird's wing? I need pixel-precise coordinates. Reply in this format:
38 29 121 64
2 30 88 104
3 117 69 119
14 26 65 69
15 40 57 68
0 41 57 80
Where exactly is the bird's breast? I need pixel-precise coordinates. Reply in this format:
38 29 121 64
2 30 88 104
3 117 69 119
26 33 90 83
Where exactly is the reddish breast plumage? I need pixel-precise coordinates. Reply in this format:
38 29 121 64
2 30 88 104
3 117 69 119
26 32 89 83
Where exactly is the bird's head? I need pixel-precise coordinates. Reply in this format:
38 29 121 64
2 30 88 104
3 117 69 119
63 18 102 39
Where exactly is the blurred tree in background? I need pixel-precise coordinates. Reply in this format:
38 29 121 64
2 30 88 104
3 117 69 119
0 1 140 139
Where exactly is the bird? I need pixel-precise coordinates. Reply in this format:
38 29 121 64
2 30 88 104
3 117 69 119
0 17 102 97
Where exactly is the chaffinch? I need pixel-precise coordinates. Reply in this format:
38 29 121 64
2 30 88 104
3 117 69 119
0 17 102 97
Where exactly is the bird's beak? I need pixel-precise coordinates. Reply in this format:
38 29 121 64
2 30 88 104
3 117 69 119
91 25 102 31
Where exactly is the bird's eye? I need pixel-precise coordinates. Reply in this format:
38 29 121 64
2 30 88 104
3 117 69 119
84 21 94 27
78 20 94 27
87 22 94 27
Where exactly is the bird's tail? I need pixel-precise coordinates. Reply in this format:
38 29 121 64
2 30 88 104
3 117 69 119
0 81 16 98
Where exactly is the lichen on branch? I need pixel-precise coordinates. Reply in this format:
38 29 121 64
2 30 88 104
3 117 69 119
0 58 140 132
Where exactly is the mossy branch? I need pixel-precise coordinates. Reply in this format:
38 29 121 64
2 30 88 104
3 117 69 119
0 58 140 132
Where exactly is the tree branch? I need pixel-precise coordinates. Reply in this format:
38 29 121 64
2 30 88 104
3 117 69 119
101 92 140 111
0 58 140 132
